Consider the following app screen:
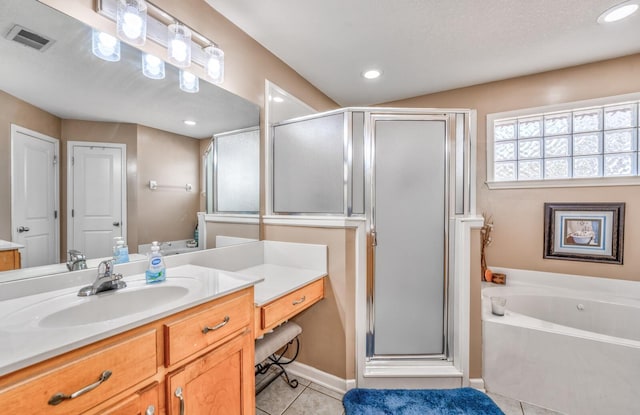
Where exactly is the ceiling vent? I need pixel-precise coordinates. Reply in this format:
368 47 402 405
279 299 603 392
5 25 55 52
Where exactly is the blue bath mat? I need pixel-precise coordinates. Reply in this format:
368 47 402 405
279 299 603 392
343 387 504 415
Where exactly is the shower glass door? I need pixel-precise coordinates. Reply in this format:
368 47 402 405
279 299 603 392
369 115 448 359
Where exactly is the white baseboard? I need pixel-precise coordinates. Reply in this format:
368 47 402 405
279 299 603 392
286 361 355 394
469 378 485 391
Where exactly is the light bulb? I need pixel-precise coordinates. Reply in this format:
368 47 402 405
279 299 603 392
116 0 147 46
142 53 165 79
92 29 120 62
168 23 191 68
204 44 224 84
179 70 199 93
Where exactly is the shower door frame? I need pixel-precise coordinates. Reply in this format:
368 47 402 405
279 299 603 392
359 108 476 386
365 113 453 362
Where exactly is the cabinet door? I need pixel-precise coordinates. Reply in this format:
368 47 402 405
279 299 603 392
91 382 160 415
167 330 254 415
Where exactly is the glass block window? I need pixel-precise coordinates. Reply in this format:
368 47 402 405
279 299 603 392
491 100 640 182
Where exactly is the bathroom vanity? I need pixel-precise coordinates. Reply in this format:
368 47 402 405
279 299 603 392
0 240 22 271
0 241 327 414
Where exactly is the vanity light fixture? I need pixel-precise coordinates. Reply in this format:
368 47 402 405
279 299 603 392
91 29 121 62
363 69 382 79
598 0 639 23
179 70 199 93
204 44 224 84
141 53 165 79
116 0 147 46
168 23 191 68
97 0 225 83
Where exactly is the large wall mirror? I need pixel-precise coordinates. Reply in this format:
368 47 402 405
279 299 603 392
0 0 259 280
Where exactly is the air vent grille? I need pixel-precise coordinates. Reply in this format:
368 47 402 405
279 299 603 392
5 25 55 52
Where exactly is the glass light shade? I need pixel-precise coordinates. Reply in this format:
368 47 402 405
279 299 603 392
179 70 199 93
91 29 120 62
204 44 224 84
142 53 165 79
116 0 147 45
167 23 191 68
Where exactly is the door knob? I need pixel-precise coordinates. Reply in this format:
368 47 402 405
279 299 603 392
113 222 120 227
17 226 30 233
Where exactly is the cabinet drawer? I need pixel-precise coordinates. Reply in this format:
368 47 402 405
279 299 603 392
261 278 324 330
164 290 252 366
0 330 157 415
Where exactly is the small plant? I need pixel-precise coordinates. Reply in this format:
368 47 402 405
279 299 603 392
480 213 493 281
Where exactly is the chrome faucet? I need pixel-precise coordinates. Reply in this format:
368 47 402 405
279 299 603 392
77 259 126 297
66 249 87 271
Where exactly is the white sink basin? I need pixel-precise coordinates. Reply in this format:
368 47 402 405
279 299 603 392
39 285 190 328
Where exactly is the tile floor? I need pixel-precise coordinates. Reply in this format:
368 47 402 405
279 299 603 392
255 370 564 415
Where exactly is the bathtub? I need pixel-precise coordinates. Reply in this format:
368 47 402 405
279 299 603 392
482 269 640 415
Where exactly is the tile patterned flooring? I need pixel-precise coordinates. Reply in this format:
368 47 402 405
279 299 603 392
255 372 564 415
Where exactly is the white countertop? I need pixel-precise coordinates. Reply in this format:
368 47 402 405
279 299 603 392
0 264 263 376
239 263 327 306
0 240 24 251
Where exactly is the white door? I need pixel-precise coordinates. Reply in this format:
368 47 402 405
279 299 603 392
68 142 126 260
11 125 59 268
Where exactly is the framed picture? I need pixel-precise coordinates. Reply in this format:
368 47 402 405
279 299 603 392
543 202 625 264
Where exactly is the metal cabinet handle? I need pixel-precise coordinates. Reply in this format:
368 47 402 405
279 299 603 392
17 226 30 233
175 387 185 415
292 296 306 305
202 315 230 334
145 405 155 415
48 370 112 405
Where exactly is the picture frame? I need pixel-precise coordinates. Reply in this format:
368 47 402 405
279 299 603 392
543 202 625 264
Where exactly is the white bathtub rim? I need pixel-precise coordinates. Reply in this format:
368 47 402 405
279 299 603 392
487 266 640 299
482 287 640 348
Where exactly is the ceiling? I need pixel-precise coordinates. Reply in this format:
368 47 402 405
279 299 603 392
206 0 640 106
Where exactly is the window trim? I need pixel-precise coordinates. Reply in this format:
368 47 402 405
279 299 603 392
486 91 640 189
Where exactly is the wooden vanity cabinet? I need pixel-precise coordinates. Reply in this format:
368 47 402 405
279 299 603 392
0 249 20 271
164 287 255 415
0 286 255 415
94 382 160 415
255 278 324 338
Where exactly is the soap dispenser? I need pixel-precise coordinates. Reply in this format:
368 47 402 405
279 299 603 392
145 241 166 283
113 237 129 264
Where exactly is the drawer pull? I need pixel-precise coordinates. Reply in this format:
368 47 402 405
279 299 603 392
292 296 306 305
202 315 230 334
175 387 185 415
48 370 112 406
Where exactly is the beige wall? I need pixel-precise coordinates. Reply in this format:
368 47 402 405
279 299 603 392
263 225 356 380
0 90 61 242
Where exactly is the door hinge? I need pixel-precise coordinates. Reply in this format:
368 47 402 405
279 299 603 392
53 155 58 165
71 156 74 166
71 209 74 218
371 231 378 247
54 210 58 219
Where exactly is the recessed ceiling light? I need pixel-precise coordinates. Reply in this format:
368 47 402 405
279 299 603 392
184 120 196 126
598 1 639 23
363 69 382 79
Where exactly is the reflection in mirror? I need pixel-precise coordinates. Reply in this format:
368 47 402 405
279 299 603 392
0 0 259 280
203 127 260 248
267 81 317 124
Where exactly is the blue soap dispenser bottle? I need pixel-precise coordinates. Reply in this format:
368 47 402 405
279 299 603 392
145 241 166 283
